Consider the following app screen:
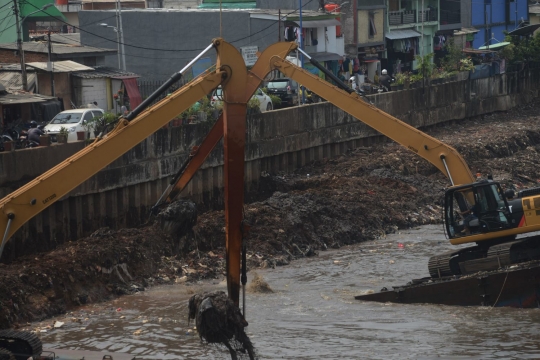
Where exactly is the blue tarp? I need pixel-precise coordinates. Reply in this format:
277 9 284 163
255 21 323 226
469 64 491 79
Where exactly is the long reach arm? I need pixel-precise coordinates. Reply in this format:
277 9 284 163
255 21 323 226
270 55 476 187
0 42 230 245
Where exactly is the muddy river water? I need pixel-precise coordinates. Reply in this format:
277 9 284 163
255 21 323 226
36 225 540 359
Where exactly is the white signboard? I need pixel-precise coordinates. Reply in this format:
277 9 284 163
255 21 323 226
241 46 258 66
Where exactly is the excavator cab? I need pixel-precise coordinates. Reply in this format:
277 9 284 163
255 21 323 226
445 181 513 239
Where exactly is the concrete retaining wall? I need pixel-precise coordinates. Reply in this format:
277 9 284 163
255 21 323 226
1 69 539 260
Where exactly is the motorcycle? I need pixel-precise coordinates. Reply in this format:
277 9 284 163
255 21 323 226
21 125 45 149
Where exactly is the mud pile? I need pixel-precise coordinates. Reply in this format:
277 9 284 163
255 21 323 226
2 103 540 329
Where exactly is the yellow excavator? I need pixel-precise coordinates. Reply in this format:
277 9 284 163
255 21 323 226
1 38 540 356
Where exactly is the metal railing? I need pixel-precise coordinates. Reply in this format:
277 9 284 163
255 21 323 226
389 10 416 25
419 9 438 22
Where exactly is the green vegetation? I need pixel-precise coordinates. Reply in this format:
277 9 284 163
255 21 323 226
415 53 435 82
502 32 540 63
91 112 120 136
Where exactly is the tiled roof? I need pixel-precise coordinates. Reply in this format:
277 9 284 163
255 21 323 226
72 66 139 79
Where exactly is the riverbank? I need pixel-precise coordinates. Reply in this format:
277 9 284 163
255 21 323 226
1 102 540 329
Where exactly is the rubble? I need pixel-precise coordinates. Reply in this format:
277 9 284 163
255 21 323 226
1 103 540 329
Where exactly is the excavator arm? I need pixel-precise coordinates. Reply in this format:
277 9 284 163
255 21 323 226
268 55 476 187
0 53 229 247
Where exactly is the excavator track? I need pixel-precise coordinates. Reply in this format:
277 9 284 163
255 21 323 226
0 348 15 360
0 330 42 360
429 235 540 278
428 246 486 278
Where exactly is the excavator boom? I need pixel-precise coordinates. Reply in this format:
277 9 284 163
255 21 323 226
0 46 229 245
269 56 475 187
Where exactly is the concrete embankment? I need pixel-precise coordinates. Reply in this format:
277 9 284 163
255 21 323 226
0 68 539 260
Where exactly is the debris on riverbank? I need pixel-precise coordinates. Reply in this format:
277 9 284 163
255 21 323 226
1 103 540 329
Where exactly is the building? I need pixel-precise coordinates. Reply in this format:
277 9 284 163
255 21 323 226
469 0 529 49
79 8 343 81
530 3 540 36
0 42 116 67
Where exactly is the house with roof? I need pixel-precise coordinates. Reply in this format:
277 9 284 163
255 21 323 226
70 66 142 112
0 82 59 128
0 59 141 118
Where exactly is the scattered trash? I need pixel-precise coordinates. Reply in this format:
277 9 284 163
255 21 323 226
398 243 404 248
53 321 64 328
333 260 341 264
389 260 395 264
175 276 188 283
116 308 122 312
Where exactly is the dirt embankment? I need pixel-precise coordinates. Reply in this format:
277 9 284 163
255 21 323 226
2 103 540 329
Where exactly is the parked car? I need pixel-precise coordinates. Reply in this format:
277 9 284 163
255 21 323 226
265 78 299 107
210 87 274 112
44 108 104 143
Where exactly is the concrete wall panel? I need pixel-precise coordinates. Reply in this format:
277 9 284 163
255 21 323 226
1 69 540 260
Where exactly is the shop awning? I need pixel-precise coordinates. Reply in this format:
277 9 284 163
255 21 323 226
0 93 55 105
122 78 142 109
385 29 422 40
478 42 510 50
310 52 343 62
287 19 341 28
454 27 480 36
20 0 66 21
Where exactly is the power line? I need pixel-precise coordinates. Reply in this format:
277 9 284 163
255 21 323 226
26 0 316 53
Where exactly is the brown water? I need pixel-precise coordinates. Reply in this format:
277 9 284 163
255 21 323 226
36 225 540 359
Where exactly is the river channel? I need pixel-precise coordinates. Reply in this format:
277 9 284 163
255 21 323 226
35 225 540 359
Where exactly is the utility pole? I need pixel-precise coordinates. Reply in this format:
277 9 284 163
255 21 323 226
299 0 305 105
13 0 28 91
48 29 54 96
421 0 424 57
115 0 121 69
117 0 126 70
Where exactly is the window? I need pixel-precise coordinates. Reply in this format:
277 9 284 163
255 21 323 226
369 12 377 38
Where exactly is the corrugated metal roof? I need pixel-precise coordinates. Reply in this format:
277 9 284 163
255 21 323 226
0 64 24 71
0 92 55 105
50 33 81 46
454 27 480 36
0 42 116 56
26 61 94 73
385 29 422 40
72 66 140 79
0 72 37 91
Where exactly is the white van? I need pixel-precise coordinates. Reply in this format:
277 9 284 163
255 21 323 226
44 108 104 143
